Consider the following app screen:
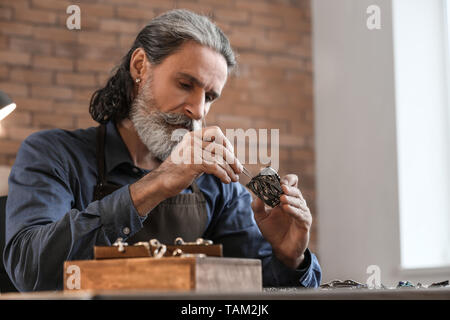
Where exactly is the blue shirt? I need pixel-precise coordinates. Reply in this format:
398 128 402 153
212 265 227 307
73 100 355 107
3 121 322 291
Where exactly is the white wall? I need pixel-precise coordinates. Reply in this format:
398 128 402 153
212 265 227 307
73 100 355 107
313 0 399 286
313 0 450 286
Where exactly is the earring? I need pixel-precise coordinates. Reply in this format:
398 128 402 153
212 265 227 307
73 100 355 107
135 78 141 84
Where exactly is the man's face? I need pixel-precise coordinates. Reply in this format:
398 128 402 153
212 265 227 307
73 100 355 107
130 41 228 162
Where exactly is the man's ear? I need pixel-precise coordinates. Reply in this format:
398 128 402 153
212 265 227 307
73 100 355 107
129 48 151 82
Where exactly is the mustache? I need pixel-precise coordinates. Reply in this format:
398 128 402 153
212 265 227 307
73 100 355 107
135 81 200 131
158 111 197 131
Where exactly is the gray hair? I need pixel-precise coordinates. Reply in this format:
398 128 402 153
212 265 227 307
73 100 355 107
90 9 236 124
143 9 236 69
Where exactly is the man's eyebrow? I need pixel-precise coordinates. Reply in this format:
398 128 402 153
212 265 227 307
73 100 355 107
176 72 220 99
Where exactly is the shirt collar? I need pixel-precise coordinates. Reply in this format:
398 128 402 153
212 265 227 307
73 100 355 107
104 120 134 174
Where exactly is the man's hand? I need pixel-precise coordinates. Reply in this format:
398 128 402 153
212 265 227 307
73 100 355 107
130 126 243 216
156 125 243 198
251 174 312 269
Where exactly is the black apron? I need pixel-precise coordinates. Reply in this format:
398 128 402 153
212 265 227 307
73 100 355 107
92 124 208 245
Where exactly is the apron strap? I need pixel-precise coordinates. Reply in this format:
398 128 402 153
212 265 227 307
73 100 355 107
190 180 201 194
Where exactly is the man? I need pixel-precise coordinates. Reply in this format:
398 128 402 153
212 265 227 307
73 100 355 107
3 9 321 291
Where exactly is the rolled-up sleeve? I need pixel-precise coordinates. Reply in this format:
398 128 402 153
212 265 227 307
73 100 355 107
3 133 144 292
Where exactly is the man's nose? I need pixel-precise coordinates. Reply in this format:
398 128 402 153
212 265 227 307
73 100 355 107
183 90 206 121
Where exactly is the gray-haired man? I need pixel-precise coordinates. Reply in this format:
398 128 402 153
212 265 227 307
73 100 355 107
4 9 321 291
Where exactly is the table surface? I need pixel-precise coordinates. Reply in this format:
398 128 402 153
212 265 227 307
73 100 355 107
1 287 450 300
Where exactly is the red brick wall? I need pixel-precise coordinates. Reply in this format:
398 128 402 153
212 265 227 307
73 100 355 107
0 0 316 252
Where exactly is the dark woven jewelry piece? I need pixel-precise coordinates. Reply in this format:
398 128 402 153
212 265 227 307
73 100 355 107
246 167 283 208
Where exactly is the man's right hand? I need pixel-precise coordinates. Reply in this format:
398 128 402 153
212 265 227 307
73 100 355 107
157 125 243 198
130 126 243 216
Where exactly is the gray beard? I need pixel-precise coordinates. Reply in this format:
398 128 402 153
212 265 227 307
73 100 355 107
129 80 202 162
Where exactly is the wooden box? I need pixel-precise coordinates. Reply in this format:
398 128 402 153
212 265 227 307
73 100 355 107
63 256 262 292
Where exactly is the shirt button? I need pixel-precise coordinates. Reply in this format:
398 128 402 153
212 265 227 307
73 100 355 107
123 227 130 235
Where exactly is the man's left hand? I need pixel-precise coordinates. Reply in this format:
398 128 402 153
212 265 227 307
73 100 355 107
251 174 311 269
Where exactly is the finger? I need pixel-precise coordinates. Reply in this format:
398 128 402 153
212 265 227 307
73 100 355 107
193 129 242 175
193 126 223 144
201 159 233 184
202 140 242 175
202 148 239 182
284 195 309 212
196 126 236 155
281 184 302 198
281 203 312 230
280 174 298 187
280 203 304 220
280 185 309 211
192 138 239 181
280 194 303 209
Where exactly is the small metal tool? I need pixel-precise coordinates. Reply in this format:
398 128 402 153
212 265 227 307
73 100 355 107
241 166 252 178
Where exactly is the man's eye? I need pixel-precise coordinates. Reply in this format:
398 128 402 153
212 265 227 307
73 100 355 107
205 95 214 103
179 82 192 90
